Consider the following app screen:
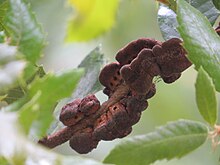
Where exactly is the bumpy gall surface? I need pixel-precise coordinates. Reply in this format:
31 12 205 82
39 37 192 154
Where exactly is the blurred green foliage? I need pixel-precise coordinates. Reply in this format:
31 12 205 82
66 0 119 42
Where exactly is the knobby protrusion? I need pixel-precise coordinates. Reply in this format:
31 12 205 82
39 37 192 154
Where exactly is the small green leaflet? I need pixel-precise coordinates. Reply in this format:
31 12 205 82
195 67 217 126
177 0 220 92
4 0 45 64
158 0 220 40
104 119 208 165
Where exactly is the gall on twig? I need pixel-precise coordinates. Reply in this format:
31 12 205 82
39 38 192 154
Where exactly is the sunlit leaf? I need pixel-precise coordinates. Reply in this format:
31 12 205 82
66 0 119 42
177 0 220 92
104 119 208 165
4 0 45 63
195 67 217 126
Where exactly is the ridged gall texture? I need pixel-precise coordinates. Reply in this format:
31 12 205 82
109 103 131 130
99 62 122 90
69 128 98 154
93 113 116 140
59 99 83 126
116 38 161 66
152 38 191 82
120 48 160 94
59 95 100 126
79 94 100 115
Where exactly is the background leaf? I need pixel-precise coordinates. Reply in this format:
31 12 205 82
104 119 208 165
195 67 217 126
177 0 220 92
213 0 220 10
158 0 220 40
71 46 104 99
0 111 104 165
66 0 119 42
158 4 180 40
18 69 83 137
4 0 45 64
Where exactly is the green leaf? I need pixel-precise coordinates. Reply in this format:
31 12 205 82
19 91 41 134
104 119 208 165
4 0 45 63
66 0 119 42
177 0 220 92
18 69 83 137
213 0 220 10
0 111 104 165
158 0 220 40
195 67 217 126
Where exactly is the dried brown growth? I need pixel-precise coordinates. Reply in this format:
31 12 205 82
39 37 192 154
